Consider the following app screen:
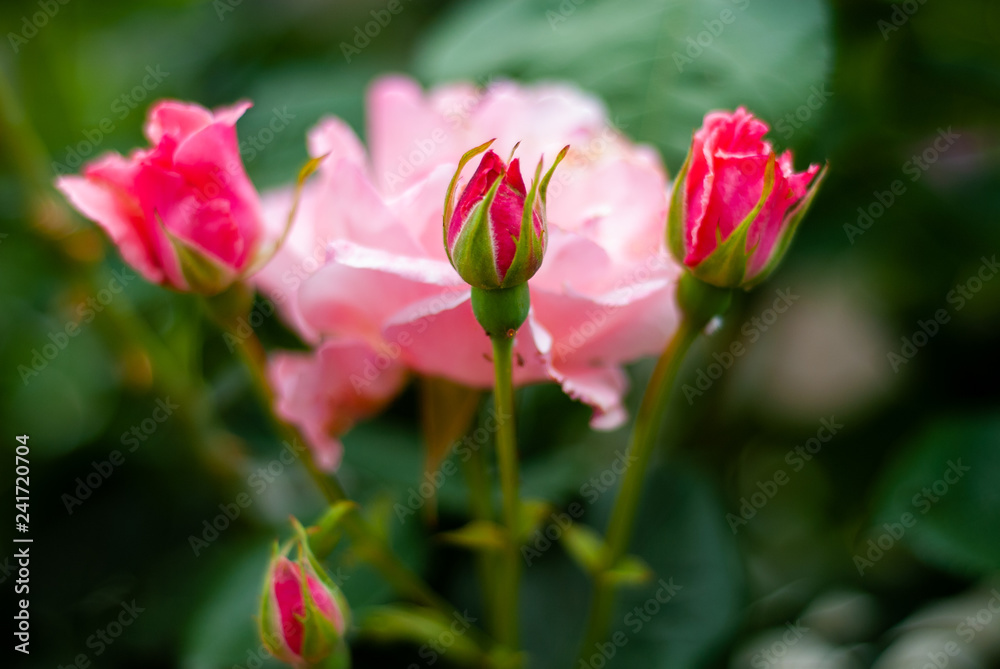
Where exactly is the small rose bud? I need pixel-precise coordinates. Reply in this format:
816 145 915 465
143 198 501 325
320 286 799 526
444 139 567 291
259 544 349 668
667 107 827 290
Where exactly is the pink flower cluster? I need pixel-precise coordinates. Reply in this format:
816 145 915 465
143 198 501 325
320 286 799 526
253 76 681 468
56 78 822 472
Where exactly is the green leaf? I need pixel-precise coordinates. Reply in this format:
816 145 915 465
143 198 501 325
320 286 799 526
560 523 608 575
415 0 832 166
519 463 742 668
355 606 486 665
604 554 654 587
517 498 553 542
436 520 508 552
602 464 742 666
870 414 1000 576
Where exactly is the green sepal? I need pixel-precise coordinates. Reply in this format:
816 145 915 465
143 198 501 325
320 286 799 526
689 153 777 289
450 171 506 289
157 211 236 295
471 283 530 338
443 138 496 264
741 162 829 290
308 500 359 557
258 542 292 663
242 153 326 278
666 146 694 266
503 146 566 289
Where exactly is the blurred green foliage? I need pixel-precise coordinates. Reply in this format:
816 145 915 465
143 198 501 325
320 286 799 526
1 0 999 667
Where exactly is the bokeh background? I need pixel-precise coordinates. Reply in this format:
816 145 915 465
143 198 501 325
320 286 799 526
2 0 999 667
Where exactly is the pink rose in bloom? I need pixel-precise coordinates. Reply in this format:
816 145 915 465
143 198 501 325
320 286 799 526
260 555 348 667
668 107 825 289
445 144 562 290
56 100 269 293
254 76 683 467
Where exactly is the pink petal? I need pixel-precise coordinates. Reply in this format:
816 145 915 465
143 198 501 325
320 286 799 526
55 170 164 284
269 340 408 471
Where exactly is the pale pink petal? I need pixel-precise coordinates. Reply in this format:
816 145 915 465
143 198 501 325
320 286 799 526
552 365 630 431
269 340 408 471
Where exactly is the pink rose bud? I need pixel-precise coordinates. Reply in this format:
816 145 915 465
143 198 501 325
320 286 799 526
259 550 349 667
56 100 270 294
667 107 827 290
444 139 567 290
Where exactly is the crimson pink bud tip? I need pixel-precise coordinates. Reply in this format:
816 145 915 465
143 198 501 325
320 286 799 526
667 107 826 290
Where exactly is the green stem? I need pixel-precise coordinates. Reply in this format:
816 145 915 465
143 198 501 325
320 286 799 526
214 299 453 614
490 334 521 650
461 430 498 629
575 275 730 664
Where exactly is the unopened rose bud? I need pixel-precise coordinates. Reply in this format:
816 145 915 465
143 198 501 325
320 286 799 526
667 107 826 290
444 139 567 291
259 544 349 668
444 139 567 336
